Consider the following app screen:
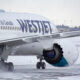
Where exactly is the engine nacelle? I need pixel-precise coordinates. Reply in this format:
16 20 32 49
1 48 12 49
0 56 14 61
43 38 79 67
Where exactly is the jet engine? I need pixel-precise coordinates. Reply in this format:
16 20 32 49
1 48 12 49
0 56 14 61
42 38 79 67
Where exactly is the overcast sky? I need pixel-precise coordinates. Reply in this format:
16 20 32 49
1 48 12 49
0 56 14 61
0 0 80 27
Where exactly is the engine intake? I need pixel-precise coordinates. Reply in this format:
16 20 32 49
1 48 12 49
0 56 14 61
43 43 68 67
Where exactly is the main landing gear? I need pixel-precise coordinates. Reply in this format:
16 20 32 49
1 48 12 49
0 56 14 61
36 56 46 69
0 59 14 71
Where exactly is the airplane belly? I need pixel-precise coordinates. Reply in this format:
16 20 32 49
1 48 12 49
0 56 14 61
15 42 43 55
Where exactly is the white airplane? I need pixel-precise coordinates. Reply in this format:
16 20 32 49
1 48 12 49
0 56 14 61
0 11 80 71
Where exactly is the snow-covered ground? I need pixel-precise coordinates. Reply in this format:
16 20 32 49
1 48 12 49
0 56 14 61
0 55 80 80
1 54 80 80
0 64 80 80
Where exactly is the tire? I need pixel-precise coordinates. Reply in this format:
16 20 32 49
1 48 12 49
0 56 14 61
36 62 41 69
7 62 14 71
42 62 46 69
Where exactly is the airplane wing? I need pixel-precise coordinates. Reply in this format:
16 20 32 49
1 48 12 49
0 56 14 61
0 30 80 46
59 31 80 38
0 33 26 46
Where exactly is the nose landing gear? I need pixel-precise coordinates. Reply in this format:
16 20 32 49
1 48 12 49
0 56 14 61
36 56 46 69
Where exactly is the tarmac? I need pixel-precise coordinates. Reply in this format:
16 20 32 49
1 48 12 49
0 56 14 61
0 64 80 80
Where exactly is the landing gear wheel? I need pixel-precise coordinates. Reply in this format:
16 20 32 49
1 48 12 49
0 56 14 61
36 62 41 69
7 62 14 71
36 62 46 69
42 62 46 69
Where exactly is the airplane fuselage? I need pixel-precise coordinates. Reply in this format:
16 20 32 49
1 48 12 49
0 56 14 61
0 12 79 69
0 12 58 56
